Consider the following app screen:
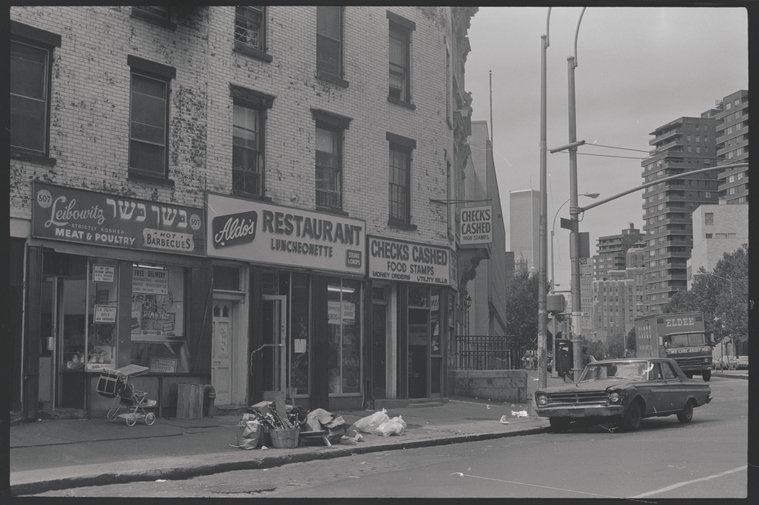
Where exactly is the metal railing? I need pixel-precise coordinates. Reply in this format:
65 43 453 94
454 335 522 370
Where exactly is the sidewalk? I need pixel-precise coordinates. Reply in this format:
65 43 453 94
10 372 560 496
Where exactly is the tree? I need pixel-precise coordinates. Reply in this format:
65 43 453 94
504 269 544 350
625 327 636 355
665 245 748 345
606 334 625 359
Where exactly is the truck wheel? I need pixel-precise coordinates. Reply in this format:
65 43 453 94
549 418 570 432
622 401 642 431
677 401 694 423
702 369 711 382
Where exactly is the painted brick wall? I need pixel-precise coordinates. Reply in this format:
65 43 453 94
11 6 459 249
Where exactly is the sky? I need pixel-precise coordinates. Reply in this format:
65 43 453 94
465 6 748 291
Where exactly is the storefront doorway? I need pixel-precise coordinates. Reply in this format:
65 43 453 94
261 295 287 395
39 261 88 410
211 300 234 405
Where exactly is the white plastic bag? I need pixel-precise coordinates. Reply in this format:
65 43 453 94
353 409 389 433
375 415 406 437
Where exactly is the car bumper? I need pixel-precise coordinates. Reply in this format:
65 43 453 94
535 404 625 418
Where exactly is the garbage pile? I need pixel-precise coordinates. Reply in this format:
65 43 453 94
231 404 407 450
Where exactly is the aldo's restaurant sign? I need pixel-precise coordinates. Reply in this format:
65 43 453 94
206 194 365 275
32 182 205 256
368 236 452 286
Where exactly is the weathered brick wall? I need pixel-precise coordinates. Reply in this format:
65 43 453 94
450 370 528 403
10 6 210 225
11 6 457 250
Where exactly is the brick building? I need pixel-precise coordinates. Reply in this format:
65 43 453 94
10 6 478 419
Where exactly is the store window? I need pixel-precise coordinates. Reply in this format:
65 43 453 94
86 261 119 371
327 278 361 394
130 264 189 373
290 273 310 395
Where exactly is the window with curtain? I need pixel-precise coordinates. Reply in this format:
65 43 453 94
316 6 342 79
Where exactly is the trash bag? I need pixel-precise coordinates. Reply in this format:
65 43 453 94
353 409 389 434
230 414 262 450
375 415 406 437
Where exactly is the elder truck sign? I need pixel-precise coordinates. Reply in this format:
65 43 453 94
206 193 365 275
368 236 452 286
459 205 492 245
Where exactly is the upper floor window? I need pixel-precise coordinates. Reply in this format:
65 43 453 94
131 6 175 28
704 212 714 225
234 6 271 61
316 6 344 83
230 84 275 198
312 109 351 210
128 57 175 179
387 133 416 227
10 22 61 160
387 12 415 106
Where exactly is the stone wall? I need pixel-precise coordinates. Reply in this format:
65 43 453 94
450 370 528 403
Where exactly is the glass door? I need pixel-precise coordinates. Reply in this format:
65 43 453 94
262 295 287 394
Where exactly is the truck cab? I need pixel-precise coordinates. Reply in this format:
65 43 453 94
660 331 713 381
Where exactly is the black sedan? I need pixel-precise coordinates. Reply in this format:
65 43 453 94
534 357 712 432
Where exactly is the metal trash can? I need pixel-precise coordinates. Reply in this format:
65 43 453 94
202 385 216 417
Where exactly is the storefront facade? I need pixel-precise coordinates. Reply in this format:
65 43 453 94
206 193 367 411
367 236 456 403
23 182 210 418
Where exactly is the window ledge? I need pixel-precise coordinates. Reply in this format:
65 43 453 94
387 219 417 231
128 171 175 188
130 10 177 30
234 42 273 62
388 96 416 110
316 72 349 88
231 191 273 203
316 206 349 217
11 151 57 166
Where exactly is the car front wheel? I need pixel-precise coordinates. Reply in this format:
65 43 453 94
677 401 694 423
622 401 642 431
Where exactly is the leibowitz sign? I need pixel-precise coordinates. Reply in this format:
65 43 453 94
32 182 205 255
368 236 452 286
206 194 365 275
459 205 492 245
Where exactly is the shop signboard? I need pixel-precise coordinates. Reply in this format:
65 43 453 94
32 182 205 255
206 194 365 275
459 205 492 245
368 236 452 286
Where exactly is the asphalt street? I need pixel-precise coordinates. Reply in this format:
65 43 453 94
34 375 748 499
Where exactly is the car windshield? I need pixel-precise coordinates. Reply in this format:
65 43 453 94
579 361 650 382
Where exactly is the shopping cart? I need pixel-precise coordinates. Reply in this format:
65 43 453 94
96 364 157 426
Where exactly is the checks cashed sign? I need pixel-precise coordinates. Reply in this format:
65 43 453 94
459 205 492 245
206 194 365 274
368 236 452 286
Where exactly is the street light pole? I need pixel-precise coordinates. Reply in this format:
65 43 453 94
550 193 599 293
537 8 551 390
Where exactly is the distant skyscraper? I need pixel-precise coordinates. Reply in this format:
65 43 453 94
687 204 748 287
715 90 749 204
509 189 540 274
641 113 719 314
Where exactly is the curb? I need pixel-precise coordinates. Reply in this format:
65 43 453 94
712 373 749 380
11 425 548 496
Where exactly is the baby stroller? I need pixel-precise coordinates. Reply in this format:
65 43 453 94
96 364 157 426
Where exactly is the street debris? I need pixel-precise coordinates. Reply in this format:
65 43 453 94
155 479 167 483
499 415 509 424
511 410 528 417
451 472 464 477
353 409 389 433
376 416 407 437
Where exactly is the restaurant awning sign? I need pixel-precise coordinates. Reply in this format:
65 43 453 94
206 193 365 275
459 205 492 245
368 236 452 286
32 182 205 256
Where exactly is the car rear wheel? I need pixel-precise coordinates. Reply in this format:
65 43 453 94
702 369 711 382
677 401 694 423
622 401 642 431
549 417 571 432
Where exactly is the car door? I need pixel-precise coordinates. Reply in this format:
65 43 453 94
643 362 669 414
660 361 682 412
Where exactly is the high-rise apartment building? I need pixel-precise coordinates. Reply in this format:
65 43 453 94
640 114 719 314
592 223 644 280
687 203 748 287
715 90 749 204
509 189 540 273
